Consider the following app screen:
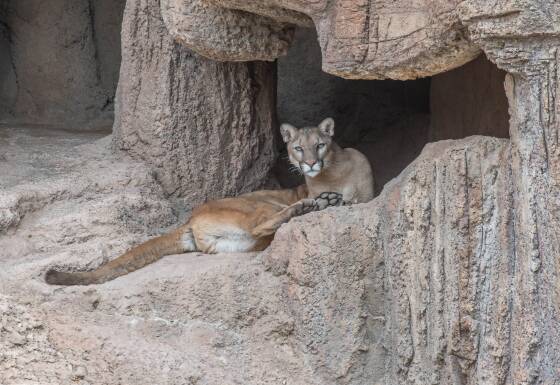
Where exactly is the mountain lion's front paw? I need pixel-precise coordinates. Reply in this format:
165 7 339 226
314 192 343 210
297 198 320 215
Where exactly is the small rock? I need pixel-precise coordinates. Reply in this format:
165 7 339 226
8 332 26 346
71 364 88 380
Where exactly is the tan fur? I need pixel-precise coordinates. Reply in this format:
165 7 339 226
280 117 375 203
45 118 374 286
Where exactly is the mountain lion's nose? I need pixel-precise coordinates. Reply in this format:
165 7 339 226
305 160 316 167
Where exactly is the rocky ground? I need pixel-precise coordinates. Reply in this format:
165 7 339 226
0 126 323 385
2 126 558 384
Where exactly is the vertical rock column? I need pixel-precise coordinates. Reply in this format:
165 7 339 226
489 42 560 384
459 2 560 377
113 0 277 203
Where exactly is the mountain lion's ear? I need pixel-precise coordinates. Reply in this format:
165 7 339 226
280 123 297 143
318 118 335 137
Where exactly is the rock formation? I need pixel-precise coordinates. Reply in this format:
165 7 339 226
1 0 559 384
168 0 481 79
113 0 277 201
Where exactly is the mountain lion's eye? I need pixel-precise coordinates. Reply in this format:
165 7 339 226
294 146 303 152
317 143 326 150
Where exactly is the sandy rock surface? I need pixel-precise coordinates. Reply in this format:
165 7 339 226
0 127 318 385
2 0 560 384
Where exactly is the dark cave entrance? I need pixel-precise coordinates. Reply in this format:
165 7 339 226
274 28 510 192
0 0 126 130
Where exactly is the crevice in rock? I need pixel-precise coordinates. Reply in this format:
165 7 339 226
87 0 102 85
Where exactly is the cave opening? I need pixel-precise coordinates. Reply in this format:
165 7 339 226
0 0 126 131
274 28 510 192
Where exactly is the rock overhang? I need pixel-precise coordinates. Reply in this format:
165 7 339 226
161 0 482 79
162 0 560 81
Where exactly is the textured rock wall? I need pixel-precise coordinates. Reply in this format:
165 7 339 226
112 0 277 202
458 2 560 379
264 137 522 384
91 0 126 102
0 0 125 129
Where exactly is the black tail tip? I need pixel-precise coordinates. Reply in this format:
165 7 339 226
45 269 76 286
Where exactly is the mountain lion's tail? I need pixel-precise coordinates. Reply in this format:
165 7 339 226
45 227 194 286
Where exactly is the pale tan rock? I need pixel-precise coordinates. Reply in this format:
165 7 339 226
160 0 295 62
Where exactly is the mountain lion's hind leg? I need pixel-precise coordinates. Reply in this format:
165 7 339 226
180 227 197 252
189 218 259 254
251 192 343 238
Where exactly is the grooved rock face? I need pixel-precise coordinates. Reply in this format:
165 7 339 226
264 136 519 384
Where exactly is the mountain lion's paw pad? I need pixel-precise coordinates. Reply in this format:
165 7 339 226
315 192 343 209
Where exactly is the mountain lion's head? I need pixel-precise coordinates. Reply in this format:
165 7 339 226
280 118 335 178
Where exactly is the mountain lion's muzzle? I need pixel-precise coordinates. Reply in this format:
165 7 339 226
301 160 323 177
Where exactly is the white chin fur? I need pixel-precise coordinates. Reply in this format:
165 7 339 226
301 163 322 177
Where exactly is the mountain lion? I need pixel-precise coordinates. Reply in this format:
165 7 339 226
45 118 374 285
